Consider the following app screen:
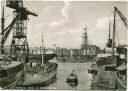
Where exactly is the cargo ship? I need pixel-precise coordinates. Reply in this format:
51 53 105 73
19 50 58 87
19 33 58 87
94 54 117 89
91 7 127 90
91 21 117 89
112 7 127 90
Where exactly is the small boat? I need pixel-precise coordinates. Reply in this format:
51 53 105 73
88 61 97 75
66 70 78 86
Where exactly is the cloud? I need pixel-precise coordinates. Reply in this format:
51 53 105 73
18 1 128 48
61 1 72 19
43 6 51 12
1 1 127 49
88 17 112 48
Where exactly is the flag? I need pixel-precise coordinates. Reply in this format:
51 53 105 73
53 44 56 46
84 27 87 30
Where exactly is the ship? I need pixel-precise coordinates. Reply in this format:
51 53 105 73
115 45 127 89
66 70 78 86
19 33 58 87
19 50 58 87
91 21 117 89
0 56 24 89
94 53 117 89
0 0 38 89
88 59 97 75
91 7 127 90
112 7 127 90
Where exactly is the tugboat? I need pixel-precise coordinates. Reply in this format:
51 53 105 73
88 60 97 75
66 70 78 86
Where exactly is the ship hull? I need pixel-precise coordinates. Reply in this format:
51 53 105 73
20 68 57 87
2 70 23 89
95 65 116 89
0 62 24 89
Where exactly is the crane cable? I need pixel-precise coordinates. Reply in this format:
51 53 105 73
115 26 120 46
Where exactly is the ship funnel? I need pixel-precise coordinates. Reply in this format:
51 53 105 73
107 22 112 47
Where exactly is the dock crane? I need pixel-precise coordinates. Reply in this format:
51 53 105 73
1 0 38 63
112 7 127 54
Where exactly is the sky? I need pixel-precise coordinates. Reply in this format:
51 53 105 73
1 1 128 49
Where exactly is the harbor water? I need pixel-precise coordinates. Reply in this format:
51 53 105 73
16 62 112 90
17 62 93 90
42 62 93 90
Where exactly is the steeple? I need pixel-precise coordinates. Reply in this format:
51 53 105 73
81 27 88 49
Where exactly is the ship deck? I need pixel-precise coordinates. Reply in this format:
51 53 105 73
0 61 22 70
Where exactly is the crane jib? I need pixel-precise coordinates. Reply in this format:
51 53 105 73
114 7 128 29
1 15 18 48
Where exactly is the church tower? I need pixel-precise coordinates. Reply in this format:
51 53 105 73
81 27 88 49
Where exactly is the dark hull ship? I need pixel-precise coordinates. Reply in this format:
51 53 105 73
0 57 24 89
0 0 38 89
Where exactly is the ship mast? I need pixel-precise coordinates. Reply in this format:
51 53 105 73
112 7 128 55
112 7 116 55
108 22 111 42
107 21 112 48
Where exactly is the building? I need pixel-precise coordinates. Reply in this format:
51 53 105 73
80 27 100 62
56 47 70 62
70 49 81 62
55 27 100 63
